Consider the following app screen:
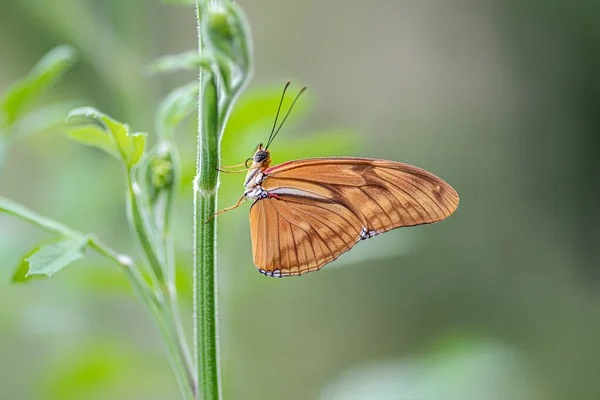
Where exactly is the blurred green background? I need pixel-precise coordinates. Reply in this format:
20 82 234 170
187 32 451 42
1 0 600 399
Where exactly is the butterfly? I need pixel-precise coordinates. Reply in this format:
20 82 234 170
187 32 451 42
212 82 459 277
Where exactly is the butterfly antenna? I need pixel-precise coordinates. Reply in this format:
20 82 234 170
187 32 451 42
266 86 307 149
265 81 291 148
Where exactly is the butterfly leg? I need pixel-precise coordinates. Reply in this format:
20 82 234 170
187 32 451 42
218 162 247 169
216 162 248 174
217 168 247 174
206 194 247 222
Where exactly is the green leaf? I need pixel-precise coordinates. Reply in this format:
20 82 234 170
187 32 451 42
145 51 202 76
23 236 89 278
0 195 75 236
66 126 118 158
156 81 198 138
129 131 147 166
11 239 85 283
66 107 147 167
1 45 77 128
204 2 253 87
12 245 45 283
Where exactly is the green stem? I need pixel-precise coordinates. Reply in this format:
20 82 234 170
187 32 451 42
194 3 222 399
95 238 193 400
127 170 165 284
126 170 195 399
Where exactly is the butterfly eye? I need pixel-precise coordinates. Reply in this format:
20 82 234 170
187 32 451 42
245 158 253 168
254 150 269 163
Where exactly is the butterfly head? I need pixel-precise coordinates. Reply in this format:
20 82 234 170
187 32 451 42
245 143 271 170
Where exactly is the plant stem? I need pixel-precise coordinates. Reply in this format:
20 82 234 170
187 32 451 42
95 238 194 400
194 2 222 399
126 170 195 399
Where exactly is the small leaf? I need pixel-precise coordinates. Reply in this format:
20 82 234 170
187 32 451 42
145 51 203 76
22 236 89 279
66 126 118 158
129 132 147 166
156 81 198 138
204 2 252 86
1 45 77 128
66 107 147 167
12 241 54 283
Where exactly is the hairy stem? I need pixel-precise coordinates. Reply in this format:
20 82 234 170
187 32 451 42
194 3 222 399
126 171 195 399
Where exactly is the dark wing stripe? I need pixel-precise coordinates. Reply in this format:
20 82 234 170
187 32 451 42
375 184 415 225
379 181 428 223
359 186 394 229
291 206 342 256
284 198 360 243
381 170 443 218
382 168 451 217
289 223 302 275
285 218 298 270
273 202 319 273
376 170 436 221
291 206 347 252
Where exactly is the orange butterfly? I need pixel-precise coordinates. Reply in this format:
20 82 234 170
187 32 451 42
213 82 459 277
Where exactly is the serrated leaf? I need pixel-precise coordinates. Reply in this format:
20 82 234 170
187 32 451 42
24 236 89 278
156 81 198 138
65 126 118 158
12 241 55 283
66 107 147 167
1 45 77 128
145 51 202 76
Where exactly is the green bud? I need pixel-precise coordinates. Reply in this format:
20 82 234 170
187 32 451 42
146 143 175 203
203 2 253 91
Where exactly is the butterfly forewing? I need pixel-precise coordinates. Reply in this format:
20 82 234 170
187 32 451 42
250 157 459 276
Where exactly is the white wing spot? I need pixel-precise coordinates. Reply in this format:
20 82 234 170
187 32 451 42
359 226 378 240
256 268 285 278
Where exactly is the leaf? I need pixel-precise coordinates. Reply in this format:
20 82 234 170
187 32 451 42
156 81 198 138
0 195 75 236
129 131 147 166
145 51 202 76
12 240 60 283
66 126 118 158
1 45 77 128
66 107 147 167
23 236 89 279
12 245 43 283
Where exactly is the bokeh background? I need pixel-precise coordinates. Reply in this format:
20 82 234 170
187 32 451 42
1 0 600 399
